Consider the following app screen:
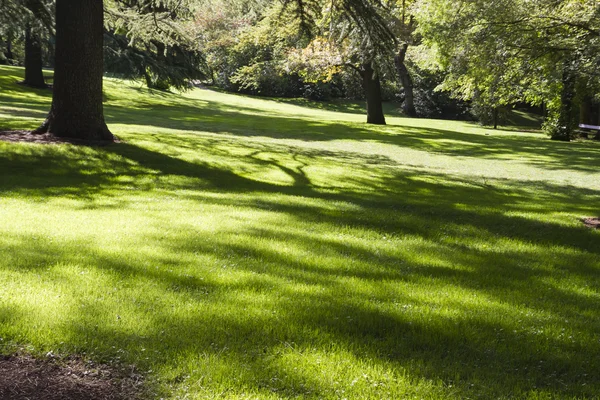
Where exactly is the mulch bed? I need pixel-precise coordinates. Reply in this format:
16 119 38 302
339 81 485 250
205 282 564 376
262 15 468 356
0 130 118 146
582 217 600 229
0 354 144 400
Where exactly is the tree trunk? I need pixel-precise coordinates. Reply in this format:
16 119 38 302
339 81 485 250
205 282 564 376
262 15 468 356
34 0 113 141
362 62 386 125
47 36 56 68
552 59 575 141
4 39 14 62
579 96 593 125
23 25 46 88
579 96 594 139
395 43 417 117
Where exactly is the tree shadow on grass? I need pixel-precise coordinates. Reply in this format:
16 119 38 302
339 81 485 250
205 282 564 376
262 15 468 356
1 79 600 396
1 76 598 174
102 96 600 175
1 204 599 399
1 138 599 251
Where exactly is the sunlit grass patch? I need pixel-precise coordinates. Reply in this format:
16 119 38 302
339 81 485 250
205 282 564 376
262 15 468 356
1 66 600 399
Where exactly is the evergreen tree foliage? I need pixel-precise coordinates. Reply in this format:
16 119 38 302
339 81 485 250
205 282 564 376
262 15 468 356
105 0 206 90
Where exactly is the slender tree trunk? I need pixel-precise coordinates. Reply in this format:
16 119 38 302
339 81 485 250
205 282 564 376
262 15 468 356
47 36 56 68
362 62 386 125
34 0 113 141
579 96 593 138
541 101 547 119
23 25 46 88
395 43 417 117
4 39 14 62
579 96 592 125
595 104 600 141
493 107 499 129
552 59 575 141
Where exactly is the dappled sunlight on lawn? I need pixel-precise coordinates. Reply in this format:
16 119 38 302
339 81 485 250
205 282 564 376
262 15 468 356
1 66 599 399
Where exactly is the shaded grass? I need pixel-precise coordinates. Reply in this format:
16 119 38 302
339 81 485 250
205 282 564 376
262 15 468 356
1 65 600 399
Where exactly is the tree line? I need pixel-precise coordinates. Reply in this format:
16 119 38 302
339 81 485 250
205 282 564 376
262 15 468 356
1 0 599 141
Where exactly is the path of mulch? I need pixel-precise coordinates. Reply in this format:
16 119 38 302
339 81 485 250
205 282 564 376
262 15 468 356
0 354 144 400
0 130 73 145
0 130 118 146
582 217 600 229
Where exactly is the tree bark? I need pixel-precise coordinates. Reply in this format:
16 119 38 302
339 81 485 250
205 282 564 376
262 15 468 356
578 96 593 139
395 43 417 117
362 62 386 125
552 59 575 141
4 39 14 62
23 25 46 88
34 0 113 141
493 107 499 130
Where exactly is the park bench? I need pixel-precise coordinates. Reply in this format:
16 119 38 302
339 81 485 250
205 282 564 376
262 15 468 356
578 123 600 139
579 123 600 131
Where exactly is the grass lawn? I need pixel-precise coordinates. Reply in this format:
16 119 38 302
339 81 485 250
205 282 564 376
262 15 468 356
1 65 600 399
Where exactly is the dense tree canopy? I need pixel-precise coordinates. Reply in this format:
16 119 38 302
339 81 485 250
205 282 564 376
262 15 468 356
414 0 600 139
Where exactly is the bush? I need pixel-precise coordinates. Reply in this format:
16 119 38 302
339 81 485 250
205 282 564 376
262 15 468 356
230 62 303 97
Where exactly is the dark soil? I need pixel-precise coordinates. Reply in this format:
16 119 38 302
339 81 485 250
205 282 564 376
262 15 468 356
0 354 144 400
582 217 600 229
0 130 117 146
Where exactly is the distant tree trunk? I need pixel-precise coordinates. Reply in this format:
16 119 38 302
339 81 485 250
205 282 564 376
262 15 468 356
579 96 593 124
46 35 56 69
362 62 386 125
493 107 499 129
4 39 14 62
395 43 417 117
23 25 46 88
579 96 593 138
552 59 575 141
541 101 547 118
34 0 113 141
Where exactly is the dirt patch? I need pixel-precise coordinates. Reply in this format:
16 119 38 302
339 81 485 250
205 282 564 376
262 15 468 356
0 130 118 146
0 354 144 400
582 217 600 229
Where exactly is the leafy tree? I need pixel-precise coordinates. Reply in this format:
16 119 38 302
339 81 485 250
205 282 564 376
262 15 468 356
379 0 419 117
285 0 396 124
213 1 307 96
414 0 600 139
192 0 270 88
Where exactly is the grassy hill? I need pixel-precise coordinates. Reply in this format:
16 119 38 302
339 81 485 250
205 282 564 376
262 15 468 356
1 65 599 399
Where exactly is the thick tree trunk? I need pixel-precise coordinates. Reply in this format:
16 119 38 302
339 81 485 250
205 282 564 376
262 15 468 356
362 63 386 125
34 0 113 141
552 60 575 141
395 43 417 117
23 26 46 88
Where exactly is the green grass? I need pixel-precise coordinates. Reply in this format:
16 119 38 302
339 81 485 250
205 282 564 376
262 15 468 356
1 64 600 399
